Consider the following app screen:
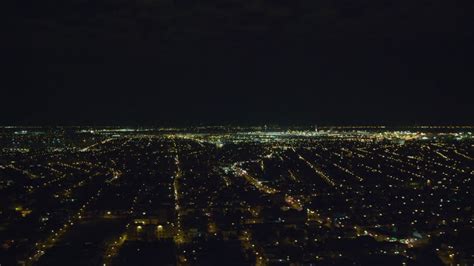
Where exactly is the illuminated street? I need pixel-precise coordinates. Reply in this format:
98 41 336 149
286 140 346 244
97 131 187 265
0 126 472 265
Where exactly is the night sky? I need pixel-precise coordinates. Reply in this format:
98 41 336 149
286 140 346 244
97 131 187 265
5 0 474 125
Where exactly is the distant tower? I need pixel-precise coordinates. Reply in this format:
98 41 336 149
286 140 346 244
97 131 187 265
314 125 318 132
